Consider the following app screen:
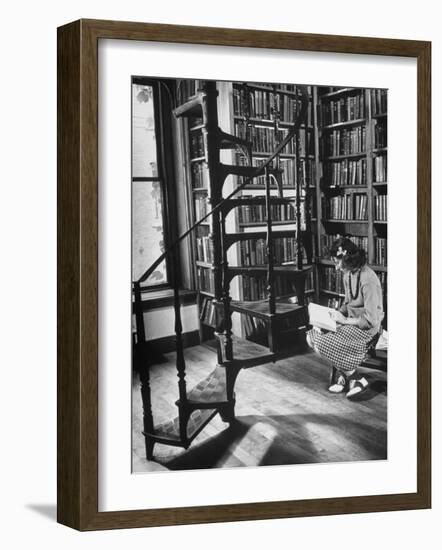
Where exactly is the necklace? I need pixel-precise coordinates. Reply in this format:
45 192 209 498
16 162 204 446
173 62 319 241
348 269 361 301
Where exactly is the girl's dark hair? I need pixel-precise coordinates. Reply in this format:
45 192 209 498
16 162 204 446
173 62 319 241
329 236 366 270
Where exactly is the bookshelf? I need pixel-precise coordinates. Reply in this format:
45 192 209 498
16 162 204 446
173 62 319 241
175 81 387 344
313 86 388 316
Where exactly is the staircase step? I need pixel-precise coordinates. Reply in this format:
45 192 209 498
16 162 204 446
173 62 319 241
224 229 297 248
173 93 204 118
216 335 276 368
185 365 228 405
221 196 296 215
144 408 218 446
227 265 307 278
230 299 307 321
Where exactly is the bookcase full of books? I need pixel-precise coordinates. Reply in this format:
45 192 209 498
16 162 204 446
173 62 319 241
176 81 387 345
313 86 387 323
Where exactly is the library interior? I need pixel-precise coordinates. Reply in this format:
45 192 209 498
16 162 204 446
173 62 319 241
131 78 388 473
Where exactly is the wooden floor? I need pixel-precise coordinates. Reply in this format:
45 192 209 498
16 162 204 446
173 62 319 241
132 344 387 473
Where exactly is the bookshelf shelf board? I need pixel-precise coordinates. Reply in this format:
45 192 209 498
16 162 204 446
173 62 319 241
190 156 206 163
233 115 312 129
373 147 388 154
371 264 388 272
305 289 315 294
239 220 296 227
372 112 387 118
252 151 296 159
374 220 388 224
320 289 345 297
196 261 213 268
243 83 306 98
373 181 388 187
322 185 368 192
192 187 209 192
195 221 210 226
323 152 366 161
322 118 367 130
323 219 368 223
320 87 360 99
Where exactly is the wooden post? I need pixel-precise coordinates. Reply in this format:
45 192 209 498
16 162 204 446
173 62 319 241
133 281 155 458
220 211 233 361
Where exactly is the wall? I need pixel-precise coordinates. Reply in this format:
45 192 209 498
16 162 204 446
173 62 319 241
0 1 439 548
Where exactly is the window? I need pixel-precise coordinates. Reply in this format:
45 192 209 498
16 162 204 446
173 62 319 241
132 81 169 287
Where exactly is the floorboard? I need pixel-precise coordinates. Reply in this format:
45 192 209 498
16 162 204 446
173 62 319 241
132 344 387 473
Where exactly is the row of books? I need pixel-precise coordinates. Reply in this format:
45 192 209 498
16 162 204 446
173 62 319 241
374 123 387 149
238 196 296 224
321 92 366 126
373 155 387 183
377 271 387 294
327 297 344 310
320 267 345 295
241 275 297 301
233 87 314 125
194 195 209 218
323 158 367 187
324 126 367 157
191 163 209 189
323 194 368 221
370 89 387 116
196 236 214 263
320 234 368 256
374 237 387 266
239 237 298 266
196 266 215 294
200 297 217 327
190 133 205 159
235 155 293 187
374 194 388 221
234 122 297 154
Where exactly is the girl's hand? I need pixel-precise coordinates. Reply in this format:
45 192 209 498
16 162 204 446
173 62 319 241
329 310 347 324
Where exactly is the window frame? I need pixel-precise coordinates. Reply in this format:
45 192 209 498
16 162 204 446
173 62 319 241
131 76 178 292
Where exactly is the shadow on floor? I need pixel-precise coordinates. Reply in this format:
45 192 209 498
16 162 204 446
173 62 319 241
157 411 387 471
25 504 57 521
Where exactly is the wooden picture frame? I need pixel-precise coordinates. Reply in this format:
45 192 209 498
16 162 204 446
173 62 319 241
57 19 431 531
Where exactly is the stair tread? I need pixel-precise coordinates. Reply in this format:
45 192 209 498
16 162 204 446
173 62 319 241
225 229 297 244
147 408 218 443
230 299 305 319
186 365 228 404
173 94 203 118
228 265 310 274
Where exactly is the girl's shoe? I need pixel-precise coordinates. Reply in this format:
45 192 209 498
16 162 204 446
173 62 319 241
328 374 346 393
346 377 369 398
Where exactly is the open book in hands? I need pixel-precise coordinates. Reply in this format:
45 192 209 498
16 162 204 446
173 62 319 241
308 302 337 332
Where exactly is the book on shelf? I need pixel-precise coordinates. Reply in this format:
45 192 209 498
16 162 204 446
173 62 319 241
321 91 366 126
323 193 368 221
191 163 209 189
374 237 387 266
320 266 345 294
239 237 298 266
321 234 368 256
370 89 387 116
374 120 387 149
374 194 388 221
323 158 366 187
196 266 215 294
190 132 205 158
200 297 217 327
324 126 366 157
238 195 296 224
374 155 387 183
196 235 214 263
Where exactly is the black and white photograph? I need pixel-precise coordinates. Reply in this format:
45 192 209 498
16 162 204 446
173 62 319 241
131 77 388 473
